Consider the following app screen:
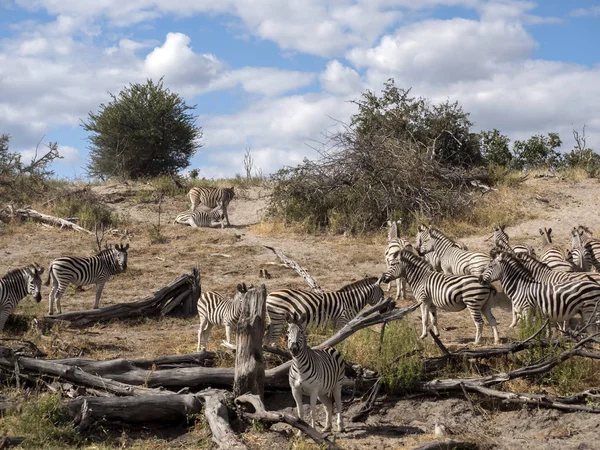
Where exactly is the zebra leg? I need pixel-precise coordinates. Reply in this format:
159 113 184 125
204 324 214 350
395 279 401 301
266 317 284 345
482 302 500 344
333 384 344 432
400 278 406 300
466 306 484 344
224 206 231 227
291 387 305 422
419 302 429 339
197 317 208 351
428 306 439 337
318 393 333 432
225 324 234 347
309 391 318 429
509 307 520 328
94 282 106 309
54 288 66 315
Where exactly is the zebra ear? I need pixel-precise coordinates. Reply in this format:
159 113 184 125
123 243 130 251
538 228 544 235
547 228 552 235
36 266 45 275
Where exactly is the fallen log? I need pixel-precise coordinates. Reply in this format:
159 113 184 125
0 436 26 449
35 269 200 329
7 206 93 234
201 390 247 450
54 350 216 370
264 246 323 293
235 394 340 450
411 439 477 450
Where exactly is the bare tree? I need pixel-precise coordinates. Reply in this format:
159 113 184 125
243 148 254 180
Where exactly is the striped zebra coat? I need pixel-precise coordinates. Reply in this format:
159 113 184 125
492 224 536 257
572 225 600 272
539 227 580 272
479 250 600 328
265 278 383 345
287 313 345 432
174 206 225 228
188 186 235 226
44 244 129 315
378 250 499 344
0 265 44 333
418 227 491 276
197 283 249 350
384 220 412 300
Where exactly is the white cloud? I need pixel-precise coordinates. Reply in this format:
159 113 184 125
210 67 316 97
348 18 535 85
570 6 600 17
319 60 363 95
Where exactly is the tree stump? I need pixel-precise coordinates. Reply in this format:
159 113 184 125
233 284 267 399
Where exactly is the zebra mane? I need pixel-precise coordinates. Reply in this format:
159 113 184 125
96 247 117 257
1 267 27 280
428 228 453 243
515 252 552 271
400 249 431 270
337 277 378 292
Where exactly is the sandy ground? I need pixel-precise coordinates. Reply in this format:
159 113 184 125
1 176 600 449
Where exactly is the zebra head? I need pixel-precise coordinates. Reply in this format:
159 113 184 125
377 262 404 285
479 248 507 285
114 243 129 272
492 224 510 249
24 264 44 303
571 227 585 250
286 312 308 356
415 224 431 255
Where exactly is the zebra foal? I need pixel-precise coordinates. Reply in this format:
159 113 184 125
197 283 250 350
44 243 129 315
287 312 345 433
188 186 235 226
479 250 599 329
265 278 383 345
174 206 225 228
384 220 412 300
417 226 490 276
0 265 44 333
378 250 499 344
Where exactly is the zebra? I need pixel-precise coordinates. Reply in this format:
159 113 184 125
197 283 250 351
378 250 499 344
417 227 491 276
384 220 412 300
287 312 345 433
572 225 600 272
415 224 468 253
539 227 579 272
0 265 44 333
188 186 235 226
44 244 129 315
265 277 384 345
491 224 536 257
174 205 225 228
479 250 599 329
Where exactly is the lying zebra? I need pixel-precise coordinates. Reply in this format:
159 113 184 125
174 205 225 228
378 250 500 344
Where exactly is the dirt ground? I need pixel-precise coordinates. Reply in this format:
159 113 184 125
1 176 600 449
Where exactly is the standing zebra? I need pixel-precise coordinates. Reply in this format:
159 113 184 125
479 250 599 328
491 224 536 257
572 225 600 272
384 220 412 300
188 186 235 226
287 312 346 433
378 250 499 344
417 227 491 276
44 244 129 315
0 265 44 333
174 206 225 228
197 283 250 350
539 227 579 272
265 278 383 345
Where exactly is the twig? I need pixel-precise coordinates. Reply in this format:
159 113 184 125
428 330 450 356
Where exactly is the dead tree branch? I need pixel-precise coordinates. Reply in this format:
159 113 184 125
264 246 323 293
5 206 93 234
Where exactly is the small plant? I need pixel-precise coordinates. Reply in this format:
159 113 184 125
0 393 81 449
149 191 168 244
51 190 119 230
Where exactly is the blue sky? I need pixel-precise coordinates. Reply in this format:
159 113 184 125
1 0 599 179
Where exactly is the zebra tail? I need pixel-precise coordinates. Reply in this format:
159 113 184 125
344 361 358 379
43 265 52 286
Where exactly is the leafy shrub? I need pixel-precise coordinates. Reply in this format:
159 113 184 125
51 190 119 229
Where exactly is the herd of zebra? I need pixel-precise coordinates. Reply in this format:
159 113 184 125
173 186 236 228
3 190 600 431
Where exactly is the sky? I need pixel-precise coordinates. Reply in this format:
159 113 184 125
1 0 599 180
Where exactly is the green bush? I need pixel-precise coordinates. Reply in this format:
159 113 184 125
0 393 81 449
51 191 120 229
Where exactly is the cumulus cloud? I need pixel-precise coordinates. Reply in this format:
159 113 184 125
210 67 316 97
319 60 363 95
570 6 600 17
